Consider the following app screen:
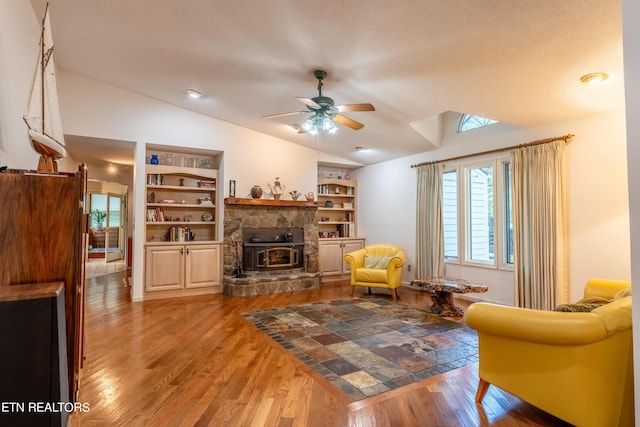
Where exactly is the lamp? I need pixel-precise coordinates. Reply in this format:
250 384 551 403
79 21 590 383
302 112 338 135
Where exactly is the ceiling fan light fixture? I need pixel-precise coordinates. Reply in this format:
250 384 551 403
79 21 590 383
302 117 314 132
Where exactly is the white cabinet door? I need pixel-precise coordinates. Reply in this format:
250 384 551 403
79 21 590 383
319 240 345 276
185 244 220 288
342 239 365 274
145 245 184 291
319 239 366 276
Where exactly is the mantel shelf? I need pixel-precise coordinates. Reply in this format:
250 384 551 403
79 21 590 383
224 198 318 208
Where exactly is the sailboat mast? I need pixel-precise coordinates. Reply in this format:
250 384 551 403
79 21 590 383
40 2 49 133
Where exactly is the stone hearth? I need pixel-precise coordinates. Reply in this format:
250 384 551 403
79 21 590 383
223 198 320 296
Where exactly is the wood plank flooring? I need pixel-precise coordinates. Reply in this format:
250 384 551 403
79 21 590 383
71 272 571 427
85 258 127 279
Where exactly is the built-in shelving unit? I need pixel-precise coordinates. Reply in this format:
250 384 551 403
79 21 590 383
145 165 218 244
316 176 365 279
317 178 357 238
144 147 222 299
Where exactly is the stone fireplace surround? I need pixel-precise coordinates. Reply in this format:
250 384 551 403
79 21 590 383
223 198 321 296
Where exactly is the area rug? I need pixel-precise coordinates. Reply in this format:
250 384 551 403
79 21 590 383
242 297 478 401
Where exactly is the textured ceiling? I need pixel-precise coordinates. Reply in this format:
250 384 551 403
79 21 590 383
31 0 625 166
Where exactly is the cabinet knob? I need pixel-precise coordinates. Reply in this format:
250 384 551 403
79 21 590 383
180 247 184 255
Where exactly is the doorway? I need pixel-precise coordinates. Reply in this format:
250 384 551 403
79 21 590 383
89 192 126 260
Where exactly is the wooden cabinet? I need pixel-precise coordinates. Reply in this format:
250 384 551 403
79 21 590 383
145 243 221 298
143 148 222 300
0 167 87 402
317 178 357 238
185 244 221 289
145 245 184 292
319 238 365 278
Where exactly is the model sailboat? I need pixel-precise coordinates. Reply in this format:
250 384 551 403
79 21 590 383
23 2 67 173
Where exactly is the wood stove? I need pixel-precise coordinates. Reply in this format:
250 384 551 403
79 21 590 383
242 228 304 271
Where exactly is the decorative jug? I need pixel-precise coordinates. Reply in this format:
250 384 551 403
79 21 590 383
305 192 314 201
289 190 300 201
250 185 263 199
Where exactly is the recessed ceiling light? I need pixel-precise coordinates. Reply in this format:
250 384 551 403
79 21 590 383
580 72 608 85
355 146 366 152
186 89 202 99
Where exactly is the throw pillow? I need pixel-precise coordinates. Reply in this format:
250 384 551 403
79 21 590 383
553 296 611 312
364 255 392 269
554 302 605 312
613 288 632 300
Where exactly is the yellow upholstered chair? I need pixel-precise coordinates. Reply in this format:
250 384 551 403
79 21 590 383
343 244 407 300
466 278 634 427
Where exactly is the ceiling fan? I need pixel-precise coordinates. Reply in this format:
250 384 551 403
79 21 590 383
262 69 375 134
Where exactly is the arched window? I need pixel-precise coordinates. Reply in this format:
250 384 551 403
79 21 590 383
458 114 498 133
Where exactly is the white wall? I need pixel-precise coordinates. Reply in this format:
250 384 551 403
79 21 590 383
355 109 630 305
0 1 42 169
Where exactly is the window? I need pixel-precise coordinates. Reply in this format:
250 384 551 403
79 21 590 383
503 162 514 265
458 114 498 133
442 171 458 260
442 158 512 269
466 165 494 263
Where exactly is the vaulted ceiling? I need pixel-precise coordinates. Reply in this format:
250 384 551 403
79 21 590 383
31 0 625 166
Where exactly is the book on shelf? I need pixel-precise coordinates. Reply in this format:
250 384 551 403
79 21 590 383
147 207 165 222
338 224 353 238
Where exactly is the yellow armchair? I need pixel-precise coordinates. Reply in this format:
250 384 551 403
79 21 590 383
343 244 407 300
466 279 634 427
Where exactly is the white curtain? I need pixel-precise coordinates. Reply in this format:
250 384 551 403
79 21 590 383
416 163 445 278
513 141 568 309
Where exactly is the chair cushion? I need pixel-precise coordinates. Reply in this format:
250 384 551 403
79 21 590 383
364 254 392 269
355 267 387 283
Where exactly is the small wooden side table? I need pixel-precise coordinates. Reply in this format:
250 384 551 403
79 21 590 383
410 276 488 316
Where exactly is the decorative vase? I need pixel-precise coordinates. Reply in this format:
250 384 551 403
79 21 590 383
267 177 285 199
306 254 319 273
150 154 159 165
305 192 314 201
250 185 263 198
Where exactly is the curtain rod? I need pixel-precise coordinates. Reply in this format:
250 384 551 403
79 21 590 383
410 133 574 168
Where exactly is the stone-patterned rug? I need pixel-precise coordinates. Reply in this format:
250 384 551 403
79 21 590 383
242 297 478 401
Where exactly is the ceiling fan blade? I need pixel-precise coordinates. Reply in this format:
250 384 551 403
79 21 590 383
262 111 308 119
334 114 365 130
296 97 321 109
336 103 375 112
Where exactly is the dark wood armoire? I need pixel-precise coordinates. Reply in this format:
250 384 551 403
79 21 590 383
0 165 87 406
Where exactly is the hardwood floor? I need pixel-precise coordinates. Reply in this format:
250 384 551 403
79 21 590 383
71 273 571 427
85 258 128 278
